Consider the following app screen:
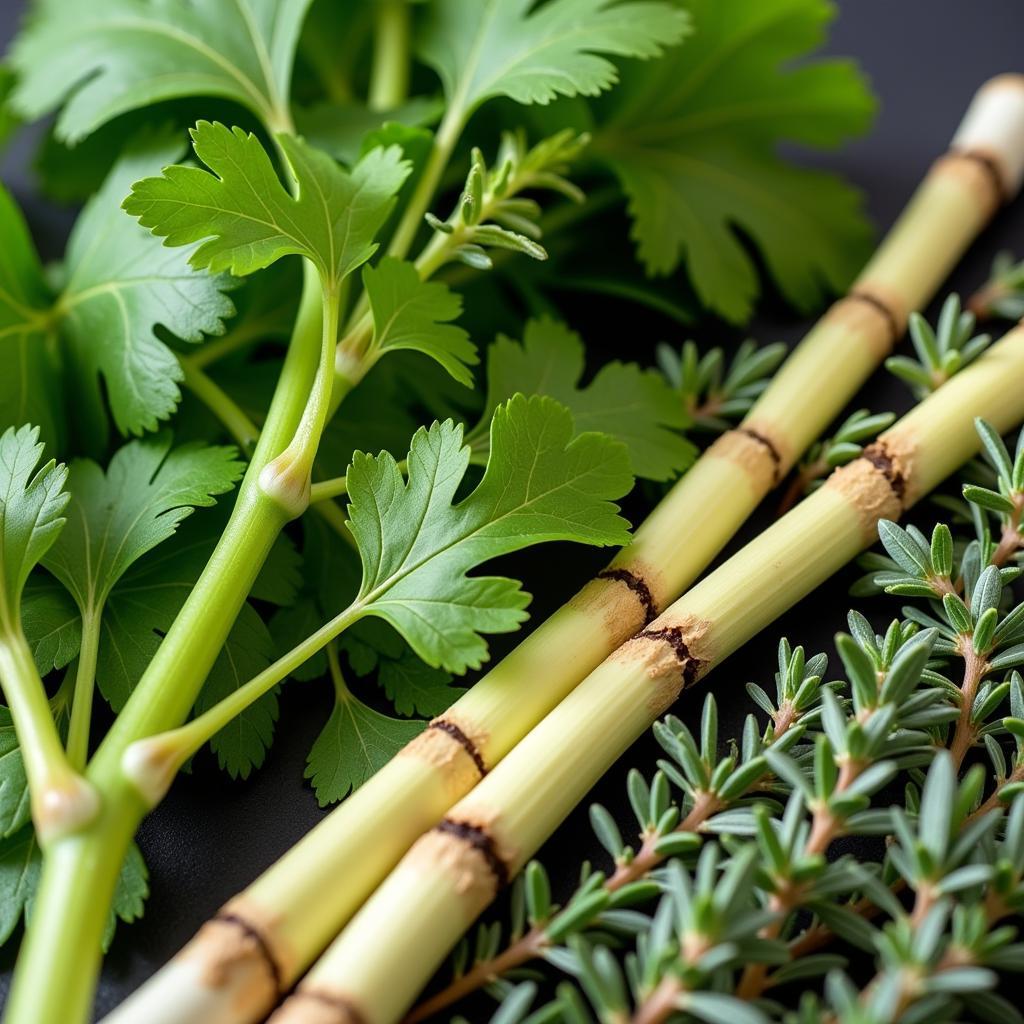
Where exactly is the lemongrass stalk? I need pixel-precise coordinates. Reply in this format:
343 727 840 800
102 76 1024 1024
274 321 1024 1024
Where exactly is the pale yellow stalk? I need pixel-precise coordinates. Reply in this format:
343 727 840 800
103 76 1024 1024
273 321 1024 1024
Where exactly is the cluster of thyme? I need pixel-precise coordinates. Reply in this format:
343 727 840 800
409 417 1024 1024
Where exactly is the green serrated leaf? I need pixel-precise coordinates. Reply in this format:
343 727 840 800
419 0 689 122
56 137 237 435
125 122 410 292
0 426 69 634
362 257 477 386
347 395 633 672
476 317 693 481
42 434 242 616
10 0 313 142
593 0 875 322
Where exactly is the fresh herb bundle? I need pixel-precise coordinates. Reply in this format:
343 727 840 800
0 3 1023 1024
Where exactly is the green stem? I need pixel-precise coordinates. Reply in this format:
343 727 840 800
3 261 325 1024
386 105 465 263
0 628 95 843
368 0 410 111
124 604 364 802
65 612 101 771
180 356 261 455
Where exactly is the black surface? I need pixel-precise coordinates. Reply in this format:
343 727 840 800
3 1 1024 1019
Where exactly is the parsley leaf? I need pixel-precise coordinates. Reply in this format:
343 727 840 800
0 426 69 635
474 316 694 481
305 684 425 806
362 257 477 386
0 189 60 450
56 137 237 436
419 0 690 122
41 434 243 619
347 394 633 672
592 0 876 322
124 122 410 292
10 0 313 142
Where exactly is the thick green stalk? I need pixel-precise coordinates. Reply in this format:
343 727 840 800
2 261 325 1024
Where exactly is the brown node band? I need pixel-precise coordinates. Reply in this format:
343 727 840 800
288 990 367 1024
845 290 901 348
860 440 906 505
734 428 782 483
635 625 702 686
949 146 1009 206
596 567 658 624
434 818 510 889
214 911 282 997
427 719 487 777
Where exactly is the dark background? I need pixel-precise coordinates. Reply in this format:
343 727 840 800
3 1 1024 1019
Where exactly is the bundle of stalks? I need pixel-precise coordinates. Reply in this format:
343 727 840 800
102 76 1024 1024
270 319 1024 1024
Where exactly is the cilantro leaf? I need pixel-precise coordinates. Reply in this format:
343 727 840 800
362 257 477 387
419 0 690 121
0 189 61 450
475 316 694 481
592 0 875 323
0 708 30 840
0 426 69 634
347 395 633 672
10 0 313 142
0 826 147 950
57 137 237 435
41 435 243 618
305 686 425 806
124 122 410 291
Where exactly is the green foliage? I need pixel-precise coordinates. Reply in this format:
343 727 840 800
968 251 1024 323
592 0 876 322
361 257 477 385
476 317 694 481
657 338 787 434
57 137 237 436
9 0 312 140
418 0 689 122
41 434 243 617
887 294 992 399
125 122 409 292
0 0 882 981
0 427 68 634
347 395 633 672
